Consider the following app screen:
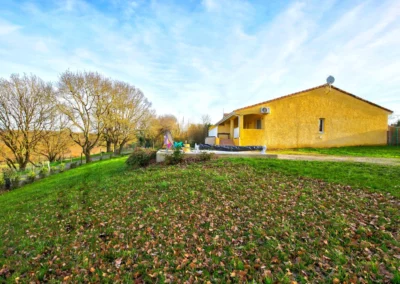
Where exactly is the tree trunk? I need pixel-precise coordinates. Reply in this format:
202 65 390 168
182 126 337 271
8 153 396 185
21 148 31 171
117 142 127 155
106 140 112 153
48 154 57 163
19 160 28 171
84 149 92 163
16 155 29 171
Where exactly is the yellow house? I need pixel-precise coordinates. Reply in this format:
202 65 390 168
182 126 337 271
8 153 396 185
208 84 392 149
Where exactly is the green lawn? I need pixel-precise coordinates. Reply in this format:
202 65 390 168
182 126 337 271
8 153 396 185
285 145 400 159
0 157 399 283
50 151 123 166
230 157 400 198
0 152 116 172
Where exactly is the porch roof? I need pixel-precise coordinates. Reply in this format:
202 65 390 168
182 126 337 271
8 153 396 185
214 112 236 126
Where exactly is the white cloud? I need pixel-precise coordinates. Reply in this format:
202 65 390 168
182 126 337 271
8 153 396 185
0 20 21 35
34 41 49 53
202 0 218 11
57 0 90 12
0 0 399 123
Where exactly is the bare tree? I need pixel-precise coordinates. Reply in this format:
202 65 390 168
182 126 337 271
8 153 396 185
57 71 114 163
389 113 400 126
0 74 54 170
35 114 72 162
187 123 205 144
102 124 115 153
102 108 117 152
201 114 211 125
201 114 212 139
106 81 152 154
187 115 212 144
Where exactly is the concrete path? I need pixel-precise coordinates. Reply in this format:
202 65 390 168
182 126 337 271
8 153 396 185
276 154 400 166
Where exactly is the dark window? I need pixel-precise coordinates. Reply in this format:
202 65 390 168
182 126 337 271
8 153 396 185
319 118 325 133
256 119 262 129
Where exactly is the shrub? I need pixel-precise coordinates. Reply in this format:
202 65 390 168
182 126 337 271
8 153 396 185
198 151 214 162
39 167 49 178
70 162 78 169
0 174 4 189
59 163 66 172
50 166 58 174
3 168 16 179
165 148 184 165
126 148 157 169
12 175 21 189
27 170 36 183
3 168 17 190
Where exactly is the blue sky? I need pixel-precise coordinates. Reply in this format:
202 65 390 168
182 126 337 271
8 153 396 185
0 0 399 124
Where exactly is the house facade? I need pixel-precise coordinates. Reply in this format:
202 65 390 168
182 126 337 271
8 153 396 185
208 84 392 149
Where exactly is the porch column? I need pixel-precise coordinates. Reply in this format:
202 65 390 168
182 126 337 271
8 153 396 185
230 119 234 140
238 115 244 146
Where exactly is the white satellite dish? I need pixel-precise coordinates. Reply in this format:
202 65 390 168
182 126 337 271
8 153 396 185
326 75 335 85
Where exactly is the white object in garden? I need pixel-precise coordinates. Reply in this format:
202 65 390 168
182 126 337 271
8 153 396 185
194 143 200 153
261 146 267 154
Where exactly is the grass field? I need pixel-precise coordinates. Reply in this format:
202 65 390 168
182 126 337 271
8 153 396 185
230 157 400 198
0 152 115 173
49 151 122 166
0 157 399 283
283 145 400 159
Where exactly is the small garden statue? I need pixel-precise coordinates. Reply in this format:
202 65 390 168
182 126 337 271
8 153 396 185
163 131 173 152
261 145 267 154
173 141 183 150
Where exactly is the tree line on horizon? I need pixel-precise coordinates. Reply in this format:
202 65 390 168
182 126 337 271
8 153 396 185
0 71 211 171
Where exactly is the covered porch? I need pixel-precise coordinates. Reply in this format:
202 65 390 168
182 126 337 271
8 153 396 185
209 114 266 146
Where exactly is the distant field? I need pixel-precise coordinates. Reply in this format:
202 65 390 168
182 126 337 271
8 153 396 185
0 143 105 164
0 157 399 283
276 146 400 159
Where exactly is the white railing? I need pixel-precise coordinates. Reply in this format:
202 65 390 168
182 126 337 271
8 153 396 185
234 127 239 138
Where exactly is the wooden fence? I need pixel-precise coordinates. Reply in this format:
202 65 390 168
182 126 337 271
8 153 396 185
388 127 400 146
